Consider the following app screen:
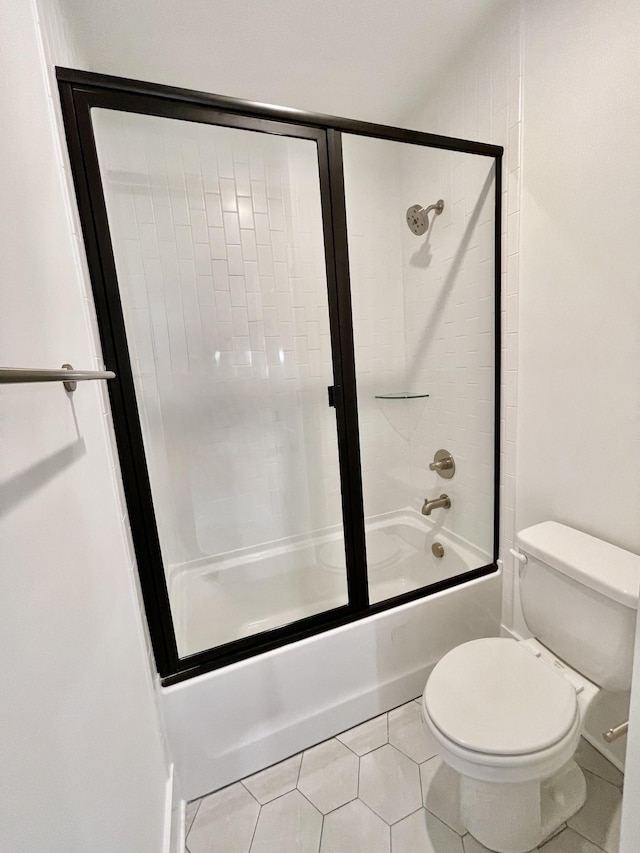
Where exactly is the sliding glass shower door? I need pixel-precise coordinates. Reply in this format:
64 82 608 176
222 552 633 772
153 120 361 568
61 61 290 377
90 108 350 658
341 134 497 606
59 69 501 681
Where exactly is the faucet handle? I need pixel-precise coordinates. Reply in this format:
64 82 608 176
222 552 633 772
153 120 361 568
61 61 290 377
429 449 455 479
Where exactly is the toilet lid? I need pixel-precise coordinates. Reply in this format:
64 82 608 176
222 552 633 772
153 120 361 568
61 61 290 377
425 638 579 756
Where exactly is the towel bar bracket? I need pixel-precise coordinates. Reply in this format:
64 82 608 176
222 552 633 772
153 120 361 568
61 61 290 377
61 363 77 392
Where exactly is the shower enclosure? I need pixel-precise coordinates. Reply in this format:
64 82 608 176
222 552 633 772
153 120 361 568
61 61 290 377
58 69 501 682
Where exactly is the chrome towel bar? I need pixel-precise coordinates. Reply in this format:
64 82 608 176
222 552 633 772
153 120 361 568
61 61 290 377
0 363 115 392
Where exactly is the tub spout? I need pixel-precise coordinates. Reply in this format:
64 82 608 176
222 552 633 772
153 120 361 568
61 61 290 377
421 494 451 516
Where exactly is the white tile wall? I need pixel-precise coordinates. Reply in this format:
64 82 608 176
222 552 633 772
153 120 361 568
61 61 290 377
342 137 410 518
401 147 496 556
400 0 522 628
342 138 497 560
93 112 344 575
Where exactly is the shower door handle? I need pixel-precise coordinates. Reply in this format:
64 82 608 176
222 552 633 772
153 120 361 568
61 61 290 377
327 385 341 408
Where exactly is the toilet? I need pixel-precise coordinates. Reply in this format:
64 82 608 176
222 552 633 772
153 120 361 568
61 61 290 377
421 521 640 853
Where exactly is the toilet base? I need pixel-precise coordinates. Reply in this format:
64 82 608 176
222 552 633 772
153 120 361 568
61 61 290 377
460 760 586 853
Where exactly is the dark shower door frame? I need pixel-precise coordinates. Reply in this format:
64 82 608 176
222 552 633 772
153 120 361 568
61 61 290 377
57 68 503 685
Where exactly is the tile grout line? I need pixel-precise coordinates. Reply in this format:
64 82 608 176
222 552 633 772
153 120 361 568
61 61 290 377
246 800 261 853
185 798 201 838
357 794 394 827
295 751 303 788
390 804 424 827
425 804 464 837
339 737 364 759
295 785 327 817
318 794 360 818
244 786 261 808
256 783 307 811
563 822 609 853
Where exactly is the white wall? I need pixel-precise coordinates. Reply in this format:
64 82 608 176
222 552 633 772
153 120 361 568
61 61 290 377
51 0 506 126
518 0 640 549
0 2 169 851
518 2 640 849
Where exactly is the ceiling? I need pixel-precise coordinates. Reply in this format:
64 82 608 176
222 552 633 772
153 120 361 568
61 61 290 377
56 0 505 125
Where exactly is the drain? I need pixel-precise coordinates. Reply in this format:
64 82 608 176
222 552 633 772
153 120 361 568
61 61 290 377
431 542 445 558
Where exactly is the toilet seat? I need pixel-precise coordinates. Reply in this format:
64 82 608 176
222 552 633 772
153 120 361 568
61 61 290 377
425 638 579 756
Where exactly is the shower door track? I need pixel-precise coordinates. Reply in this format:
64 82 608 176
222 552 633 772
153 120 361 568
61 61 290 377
57 68 503 685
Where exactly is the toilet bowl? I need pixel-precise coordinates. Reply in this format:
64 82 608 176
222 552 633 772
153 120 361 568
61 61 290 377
419 521 640 853
421 637 596 852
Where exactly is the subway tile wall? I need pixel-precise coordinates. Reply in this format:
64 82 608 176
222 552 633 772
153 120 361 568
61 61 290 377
401 0 522 628
343 137 495 560
93 111 345 575
342 138 411 518
401 147 496 557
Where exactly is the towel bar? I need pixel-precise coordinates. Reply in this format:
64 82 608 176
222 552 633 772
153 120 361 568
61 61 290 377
0 364 115 392
603 721 628 743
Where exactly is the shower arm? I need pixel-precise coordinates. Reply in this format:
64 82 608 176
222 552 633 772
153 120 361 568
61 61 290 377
423 200 445 216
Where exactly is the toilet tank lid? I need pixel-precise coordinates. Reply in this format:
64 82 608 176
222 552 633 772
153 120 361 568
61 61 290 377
516 521 640 609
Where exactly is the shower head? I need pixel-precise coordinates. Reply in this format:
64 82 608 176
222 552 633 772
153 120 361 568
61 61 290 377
406 199 445 235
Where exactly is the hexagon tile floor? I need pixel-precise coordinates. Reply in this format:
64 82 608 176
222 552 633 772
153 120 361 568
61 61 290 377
184 698 624 853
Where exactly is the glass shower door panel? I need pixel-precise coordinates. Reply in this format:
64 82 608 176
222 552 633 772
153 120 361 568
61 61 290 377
342 134 496 605
92 109 347 656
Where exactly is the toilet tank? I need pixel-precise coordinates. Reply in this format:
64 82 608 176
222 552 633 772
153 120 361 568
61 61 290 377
517 521 640 691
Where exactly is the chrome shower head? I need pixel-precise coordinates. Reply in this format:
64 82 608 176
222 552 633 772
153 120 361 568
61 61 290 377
406 199 445 235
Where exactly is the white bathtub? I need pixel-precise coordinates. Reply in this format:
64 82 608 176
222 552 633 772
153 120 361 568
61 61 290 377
160 532 501 800
169 509 490 656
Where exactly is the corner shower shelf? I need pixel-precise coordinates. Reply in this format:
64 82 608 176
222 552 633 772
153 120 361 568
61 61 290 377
374 392 429 400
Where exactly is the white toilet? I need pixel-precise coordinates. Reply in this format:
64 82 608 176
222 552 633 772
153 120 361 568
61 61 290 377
421 521 640 853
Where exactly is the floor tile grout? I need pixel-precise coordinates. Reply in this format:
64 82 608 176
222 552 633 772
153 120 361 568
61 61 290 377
563 822 609 853
186 698 622 853
296 785 325 815
417 763 425 816
246 801 261 853
353 790 394 827
389 804 423 826
185 798 201 837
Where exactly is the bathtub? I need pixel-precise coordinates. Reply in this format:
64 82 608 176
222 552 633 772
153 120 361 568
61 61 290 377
169 509 490 656
160 513 501 800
